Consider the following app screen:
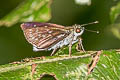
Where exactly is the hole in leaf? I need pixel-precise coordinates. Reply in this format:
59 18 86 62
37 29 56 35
39 73 57 80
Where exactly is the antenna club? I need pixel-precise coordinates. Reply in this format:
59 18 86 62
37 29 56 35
96 31 99 34
94 21 99 23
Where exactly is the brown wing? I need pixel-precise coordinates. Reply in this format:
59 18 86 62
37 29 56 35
21 22 70 49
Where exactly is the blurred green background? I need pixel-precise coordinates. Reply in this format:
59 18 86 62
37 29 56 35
0 0 120 64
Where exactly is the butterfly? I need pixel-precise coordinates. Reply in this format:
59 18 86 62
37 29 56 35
21 21 98 56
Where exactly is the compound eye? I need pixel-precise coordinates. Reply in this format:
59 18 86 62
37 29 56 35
76 28 81 33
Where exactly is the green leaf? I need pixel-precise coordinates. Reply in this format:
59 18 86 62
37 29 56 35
110 2 120 23
0 50 119 80
111 23 120 39
88 50 120 80
0 0 51 27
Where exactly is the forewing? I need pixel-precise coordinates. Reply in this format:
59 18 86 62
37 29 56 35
21 22 69 50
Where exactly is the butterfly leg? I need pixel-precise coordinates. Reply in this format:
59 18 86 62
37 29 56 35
69 36 74 57
69 42 72 57
76 38 86 53
76 41 81 52
50 48 58 56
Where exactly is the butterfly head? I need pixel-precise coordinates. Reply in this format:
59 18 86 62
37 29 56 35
72 21 99 37
73 24 85 37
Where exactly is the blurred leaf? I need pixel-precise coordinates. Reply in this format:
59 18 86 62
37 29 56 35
0 0 51 27
110 2 120 23
111 24 120 39
0 50 120 80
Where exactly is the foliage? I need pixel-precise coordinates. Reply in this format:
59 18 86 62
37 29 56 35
0 0 51 27
110 2 120 39
110 2 120 23
0 50 120 80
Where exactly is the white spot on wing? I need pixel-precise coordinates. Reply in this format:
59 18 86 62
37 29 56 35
29 31 32 34
42 35 46 37
31 37 35 40
45 26 48 28
48 31 52 33
46 29 49 31
36 28 39 32
38 34 41 37
29 29 32 32
34 25 36 27
35 38 38 41
29 34 33 37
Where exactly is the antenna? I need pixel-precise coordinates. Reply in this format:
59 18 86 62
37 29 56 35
80 21 99 34
81 21 99 27
85 29 99 34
